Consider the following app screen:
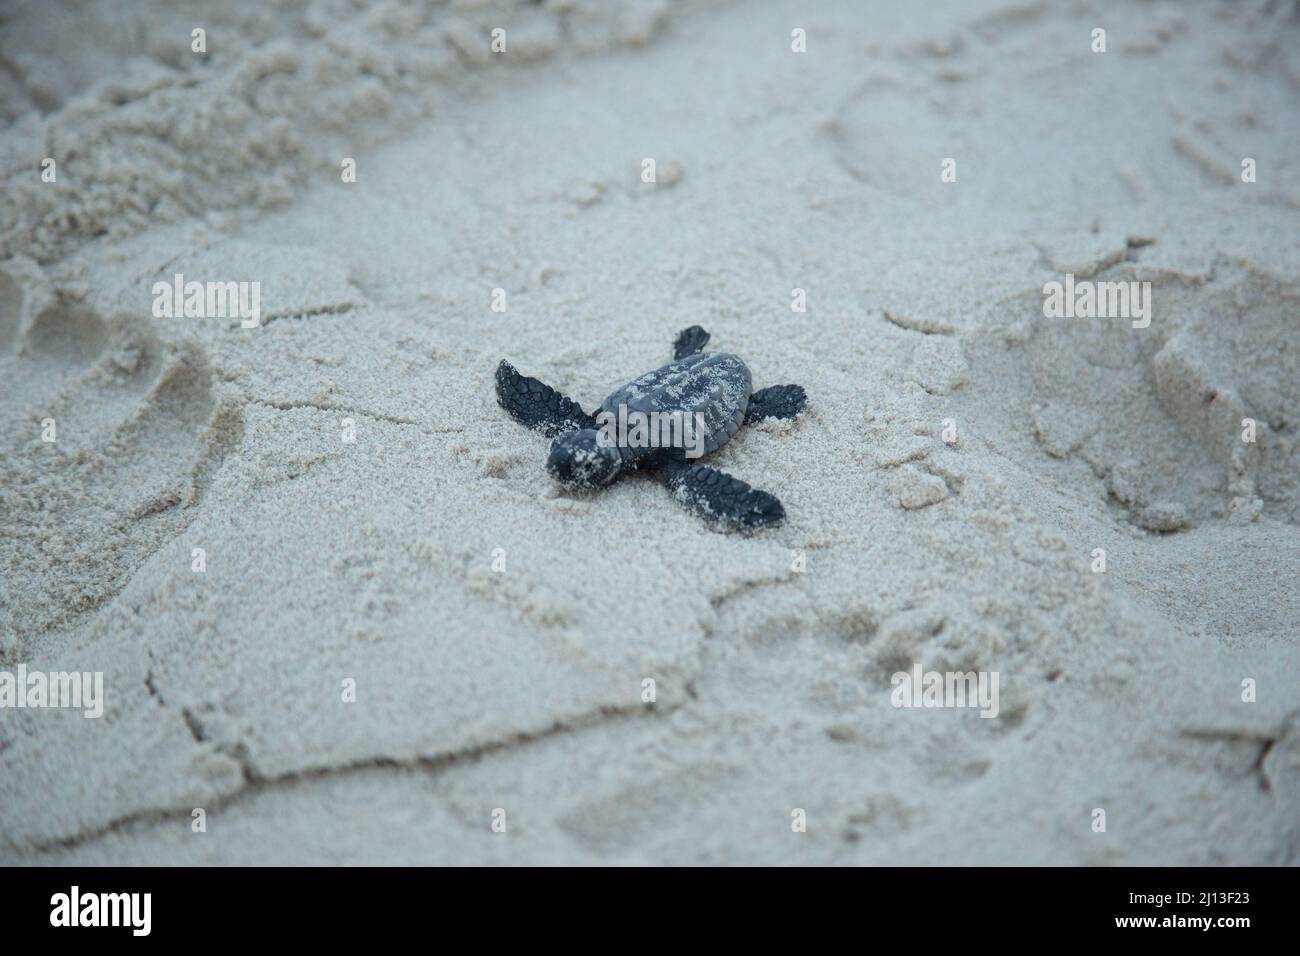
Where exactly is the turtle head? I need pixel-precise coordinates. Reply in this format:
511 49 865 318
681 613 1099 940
547 428 625 488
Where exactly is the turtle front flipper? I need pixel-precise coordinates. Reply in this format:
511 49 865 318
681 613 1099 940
672 325 710 360
659 458 784 531
495 361 595 437
745 384 806 423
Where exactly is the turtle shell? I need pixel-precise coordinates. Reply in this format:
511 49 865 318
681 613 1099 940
600 351 752 458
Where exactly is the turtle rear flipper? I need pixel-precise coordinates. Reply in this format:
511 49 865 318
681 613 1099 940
672 325 710 360
745 384 806 423
495 360 595 437
659 458 784 531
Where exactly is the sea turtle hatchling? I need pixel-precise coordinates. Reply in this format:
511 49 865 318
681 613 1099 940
495 326 806 530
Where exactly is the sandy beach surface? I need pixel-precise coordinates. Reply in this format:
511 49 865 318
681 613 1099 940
1 0 1298 865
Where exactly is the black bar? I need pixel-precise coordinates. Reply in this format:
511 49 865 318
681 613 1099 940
1 867 1286 941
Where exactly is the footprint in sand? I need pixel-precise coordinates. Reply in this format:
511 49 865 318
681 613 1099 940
0 265 226 644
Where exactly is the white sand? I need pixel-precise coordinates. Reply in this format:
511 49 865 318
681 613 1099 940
1 0 1298 864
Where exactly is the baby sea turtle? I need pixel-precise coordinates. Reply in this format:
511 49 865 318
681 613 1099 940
495 326 806 530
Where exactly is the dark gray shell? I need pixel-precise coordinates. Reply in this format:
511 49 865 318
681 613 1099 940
600 351 751 457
